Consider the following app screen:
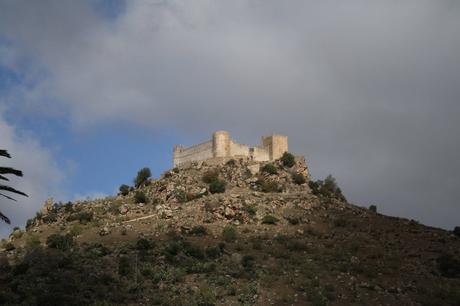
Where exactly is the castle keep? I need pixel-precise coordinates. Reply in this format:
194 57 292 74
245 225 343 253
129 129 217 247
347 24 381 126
173 131 288 167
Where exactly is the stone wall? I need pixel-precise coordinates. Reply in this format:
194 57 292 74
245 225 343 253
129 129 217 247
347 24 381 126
173 131 288 167
173 140 213 167
230 141 250 157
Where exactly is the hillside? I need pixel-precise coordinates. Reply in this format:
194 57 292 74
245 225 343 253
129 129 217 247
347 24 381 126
1 156 460 306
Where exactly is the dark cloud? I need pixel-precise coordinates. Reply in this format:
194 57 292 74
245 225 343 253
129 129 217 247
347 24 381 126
0 0 459 229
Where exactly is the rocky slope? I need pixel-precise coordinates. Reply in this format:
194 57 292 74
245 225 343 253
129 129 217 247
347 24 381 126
1 156 459 306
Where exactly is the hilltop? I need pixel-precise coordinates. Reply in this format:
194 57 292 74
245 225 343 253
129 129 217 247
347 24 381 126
1 155 460 306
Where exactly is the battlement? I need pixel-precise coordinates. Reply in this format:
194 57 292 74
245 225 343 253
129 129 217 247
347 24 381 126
173 131 288 167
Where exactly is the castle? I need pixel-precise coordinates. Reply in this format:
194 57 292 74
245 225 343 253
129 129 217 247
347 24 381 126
173 131 288 167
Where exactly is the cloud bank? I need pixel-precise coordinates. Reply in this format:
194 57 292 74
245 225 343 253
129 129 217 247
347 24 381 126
0 0 459 229
0 112 64 237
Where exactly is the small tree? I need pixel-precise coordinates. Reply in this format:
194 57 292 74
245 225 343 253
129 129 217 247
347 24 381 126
0 149 28 224
309 175 347 202
280 152 295 168
119 184 130 196
134 167 151 188
369 205 377 213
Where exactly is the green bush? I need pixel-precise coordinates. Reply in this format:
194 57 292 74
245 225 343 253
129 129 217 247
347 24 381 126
226 159 236 166
134 191 147 204
202 169 219 184
292 173 306 185
453 226 460 238
369 205 377 213
189 225 208 236
67 211 93 224
241 255 256 271
136 238 154 250
261 163 278 175
280 152 296 167
134 167 151 188
244 205 257 217
262 215 279 225
46 234 74 251
437 254 460 278
222 225 237 242
118 256 131 277
25 234 41 249
119 184 130 196
209 179 226 194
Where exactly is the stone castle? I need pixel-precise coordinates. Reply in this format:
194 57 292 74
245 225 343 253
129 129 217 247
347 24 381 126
173 131 288 167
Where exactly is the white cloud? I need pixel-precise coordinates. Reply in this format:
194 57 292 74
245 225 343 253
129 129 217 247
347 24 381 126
0 112 64 238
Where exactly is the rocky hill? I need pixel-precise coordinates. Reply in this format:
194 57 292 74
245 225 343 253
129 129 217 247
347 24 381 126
1 156 459 306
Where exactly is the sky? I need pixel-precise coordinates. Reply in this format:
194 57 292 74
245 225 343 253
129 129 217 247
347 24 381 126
0 0 459 238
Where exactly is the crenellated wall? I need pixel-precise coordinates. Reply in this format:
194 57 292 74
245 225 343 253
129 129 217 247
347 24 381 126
173 141 213 167
173 131 288 167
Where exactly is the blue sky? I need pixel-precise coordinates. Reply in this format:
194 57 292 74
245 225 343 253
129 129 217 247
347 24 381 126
1 1 460 237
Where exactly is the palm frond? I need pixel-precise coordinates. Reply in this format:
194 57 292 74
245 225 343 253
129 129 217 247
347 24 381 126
0 150 11 158
0 175 9 181
0 167 23 177
0 192 17 201
0 185 28 197
0 211 11 224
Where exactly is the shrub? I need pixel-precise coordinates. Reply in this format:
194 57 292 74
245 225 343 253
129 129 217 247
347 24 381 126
119 184 130 196
244 205 257 217
453 226 460 238
25 234 41 249
46 234 74 251
222 225 237 242
202 169 219 184
134 167 151 188
25 218 34 230
226 159 236 166
369 205 377 213
67 211 93 224
118 256 131 277
292 173 306 185
136 238 154 250
437 254 460 278
333 217 348 228
241 255 256 271
63 202 74 213
262 215 279 225
189 225 208 236
280 152 296 168
134 191 147 204
42 212 58 224
257 178 281 193
209 179 226 194
261 163 278 175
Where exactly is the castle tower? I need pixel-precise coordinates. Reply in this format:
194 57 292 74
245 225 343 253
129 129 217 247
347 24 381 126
213 130 230 158
262 134 288 160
